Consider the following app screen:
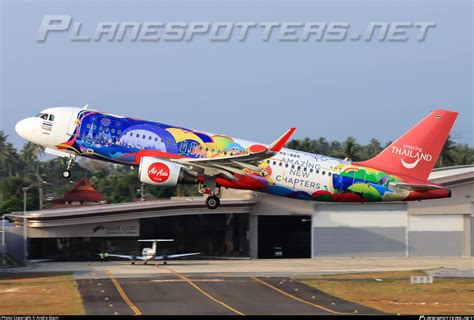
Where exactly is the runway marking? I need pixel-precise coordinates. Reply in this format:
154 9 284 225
107 271 142 315
251 277 344 315
150 279 225 283
164 267 245 316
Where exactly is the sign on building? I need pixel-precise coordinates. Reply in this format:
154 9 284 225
28 220 140 238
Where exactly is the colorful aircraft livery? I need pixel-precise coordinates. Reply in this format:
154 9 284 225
15 107 458 209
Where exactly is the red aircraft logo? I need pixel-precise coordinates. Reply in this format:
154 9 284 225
148 162 170 183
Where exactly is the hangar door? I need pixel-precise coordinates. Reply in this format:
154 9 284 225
408 214 464 257
313 204 407 257
258 215 311 258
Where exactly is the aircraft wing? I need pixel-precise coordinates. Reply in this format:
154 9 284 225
154 252 201 260
106 254 146 260
171 128 295 180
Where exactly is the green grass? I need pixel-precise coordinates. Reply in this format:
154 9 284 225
0 272 85 315
298 270 474 315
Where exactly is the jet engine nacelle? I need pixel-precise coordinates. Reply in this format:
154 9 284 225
138 157 197 187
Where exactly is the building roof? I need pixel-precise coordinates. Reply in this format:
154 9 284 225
429 165 474 186
60 178 106 203
6 197 256 227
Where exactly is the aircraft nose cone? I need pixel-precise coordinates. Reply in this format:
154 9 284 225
15 118 33 140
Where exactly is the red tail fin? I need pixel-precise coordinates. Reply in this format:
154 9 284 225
355 109 458 181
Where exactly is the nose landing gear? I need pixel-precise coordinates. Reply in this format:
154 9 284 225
62 156 75 179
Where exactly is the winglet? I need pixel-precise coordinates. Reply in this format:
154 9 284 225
269 128 296 152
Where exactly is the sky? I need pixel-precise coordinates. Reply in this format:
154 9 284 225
1 0 472 151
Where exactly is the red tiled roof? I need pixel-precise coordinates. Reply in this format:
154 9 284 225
61 178 106 202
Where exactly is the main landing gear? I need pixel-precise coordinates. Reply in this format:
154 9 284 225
206 195 220 210
199 178 221 210
62 156 75 179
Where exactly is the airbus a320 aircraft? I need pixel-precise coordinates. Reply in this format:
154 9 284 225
15 107 457 209
104 239 200 265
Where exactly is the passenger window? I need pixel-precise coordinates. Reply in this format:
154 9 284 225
328 172 332 176
48 114 55 121
40 114 49 120
322 171 325 175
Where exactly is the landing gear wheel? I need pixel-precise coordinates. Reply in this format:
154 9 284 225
206 195 220 210
62 156 75 179
62 170 71 179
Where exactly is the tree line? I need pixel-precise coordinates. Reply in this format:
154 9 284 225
0 130 472 215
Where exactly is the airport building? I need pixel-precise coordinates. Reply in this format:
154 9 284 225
4 165 473 262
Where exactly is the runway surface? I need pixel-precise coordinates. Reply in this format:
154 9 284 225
77 270 380 315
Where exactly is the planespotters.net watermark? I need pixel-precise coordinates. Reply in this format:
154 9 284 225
36 15 436 43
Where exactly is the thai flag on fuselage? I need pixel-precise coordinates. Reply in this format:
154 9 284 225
42 121 53 131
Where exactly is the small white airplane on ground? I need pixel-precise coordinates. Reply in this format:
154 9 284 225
104 239 200 265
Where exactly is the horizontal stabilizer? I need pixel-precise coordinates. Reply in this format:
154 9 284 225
390 182 444 192
138 239 174 242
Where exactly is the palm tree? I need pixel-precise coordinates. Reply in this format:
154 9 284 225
0 131 17 177
436 135 457 168
454 144 474 165
342 137 359 161
367 138 383 158
315 137 329 155
21 142 45 209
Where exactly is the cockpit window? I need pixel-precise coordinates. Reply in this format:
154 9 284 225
40 114 49 120
48 114 55 121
